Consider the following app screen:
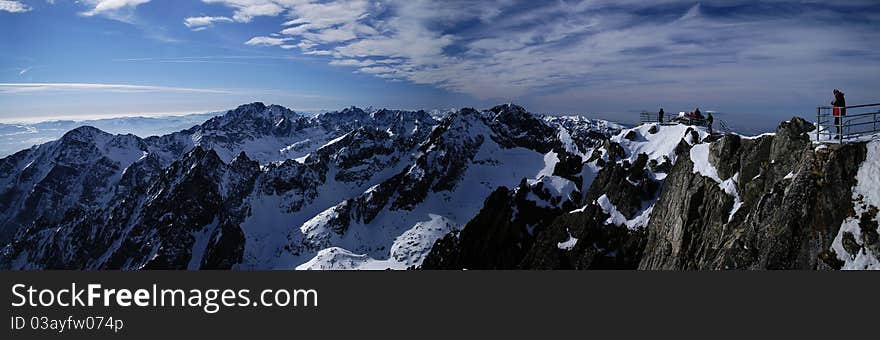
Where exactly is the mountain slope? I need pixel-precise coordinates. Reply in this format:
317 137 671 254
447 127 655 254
1 103 876 270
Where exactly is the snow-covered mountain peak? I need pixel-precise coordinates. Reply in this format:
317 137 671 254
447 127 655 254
318 106 369 123
59 125 111 142
202 102 300 130
488 103 529 120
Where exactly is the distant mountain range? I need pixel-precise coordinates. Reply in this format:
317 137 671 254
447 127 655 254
0 113 222 157
0 103 876 270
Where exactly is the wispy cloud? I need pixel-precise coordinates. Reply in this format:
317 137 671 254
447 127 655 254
74 0 185 43
201 0 284 23
0 83 233 94
244 36 290 47
18 67 31 76
184 16 233 31
208 0 879 111
112 55 310 62
0 0 31 13
79 0 152 20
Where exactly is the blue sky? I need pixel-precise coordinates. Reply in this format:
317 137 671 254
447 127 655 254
1 1 879 132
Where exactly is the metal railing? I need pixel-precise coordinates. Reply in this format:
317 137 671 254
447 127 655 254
719 119 732 135
640 111 720 133
640 111 660 123
816 103 880 143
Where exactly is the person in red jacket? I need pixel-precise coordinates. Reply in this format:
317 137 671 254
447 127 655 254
832 89 846 140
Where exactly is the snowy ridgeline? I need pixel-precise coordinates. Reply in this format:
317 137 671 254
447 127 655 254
0 103 628 270
0 113 222 157
295 122 735 269
2 102 878 270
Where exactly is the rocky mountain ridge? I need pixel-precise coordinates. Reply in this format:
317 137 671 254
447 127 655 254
1 103 877 270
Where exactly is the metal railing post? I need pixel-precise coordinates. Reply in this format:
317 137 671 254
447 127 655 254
816 107 820 142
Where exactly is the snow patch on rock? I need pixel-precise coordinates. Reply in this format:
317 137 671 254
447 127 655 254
296 247 406 270
596 194 653 230
690 143 742 223
557 228 578 250
832 140 880 270
612 123 707 164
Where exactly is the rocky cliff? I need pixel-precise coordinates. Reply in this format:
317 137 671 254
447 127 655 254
639 118 873 269
425 117 879 270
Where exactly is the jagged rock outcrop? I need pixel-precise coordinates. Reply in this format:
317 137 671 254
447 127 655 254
424 116 877 271
639 117 869 269
422 150 585 269
520 203 647 269
515 151 659 269
422 184 565 269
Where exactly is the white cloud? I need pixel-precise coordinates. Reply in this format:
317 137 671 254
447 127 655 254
329 59 375 67
679 3 701 21
357 66 396 74
0 83 232 94
210 0 880 109
0 0 31 13
201 0 284 22
184 16 234 30
303 49 332 56
80 0 152 18
243 36 289 46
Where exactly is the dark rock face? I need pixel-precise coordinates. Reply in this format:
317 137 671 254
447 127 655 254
637 152 737 269
424 139 656 270
422 146 588 269
488 104 560 153
640 118 868 269
1 147 261 270
856 206 880 259
0 128 149 245
427 115 872 271
520 203 647 269
586 153 659 219
516 152 658 270
422 185 564 269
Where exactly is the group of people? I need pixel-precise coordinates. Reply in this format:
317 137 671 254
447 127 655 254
657 107 714 134
653 89 848 140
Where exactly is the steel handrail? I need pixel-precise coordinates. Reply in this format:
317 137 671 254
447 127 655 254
845 103 880 109
816 104 880 143
817 111 880 119
817 103 880 109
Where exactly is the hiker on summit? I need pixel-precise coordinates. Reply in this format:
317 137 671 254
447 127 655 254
693 108 704 120
832 89 846 139
658 108 664 123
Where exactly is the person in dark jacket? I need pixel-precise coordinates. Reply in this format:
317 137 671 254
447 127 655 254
832 89 846 140
658 108 664 123
693 108 704 120
706 112 714 134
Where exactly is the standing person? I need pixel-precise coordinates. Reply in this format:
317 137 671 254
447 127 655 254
832 89 846 141
694 107 703 119
706 112 714 135
658 108 665 124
